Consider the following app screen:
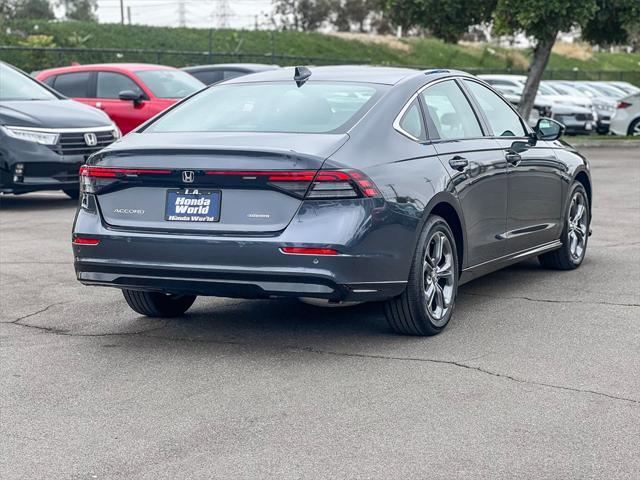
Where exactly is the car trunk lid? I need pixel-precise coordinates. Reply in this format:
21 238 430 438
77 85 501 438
85 132 349 234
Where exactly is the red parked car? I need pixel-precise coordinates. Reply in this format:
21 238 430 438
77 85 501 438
36 63 204 134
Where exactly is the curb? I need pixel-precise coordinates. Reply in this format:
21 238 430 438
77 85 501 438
568 140 640 148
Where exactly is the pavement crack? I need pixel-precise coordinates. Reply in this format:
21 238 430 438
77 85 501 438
296 347 640 405
460 291 640 308
135 333 640 406
4 302 69 324
4 303 168 337
5 305 638 406
5 320 168 337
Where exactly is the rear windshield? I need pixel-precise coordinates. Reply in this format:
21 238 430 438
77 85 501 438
134 70 204 99
0 63 57 101
145 81 384 134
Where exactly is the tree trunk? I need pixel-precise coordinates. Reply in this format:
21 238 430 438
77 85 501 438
518 31 558 121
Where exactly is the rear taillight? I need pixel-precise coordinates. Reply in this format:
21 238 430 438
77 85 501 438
79 166 172 177
203 169 380 200
616 101 632 109
72 236 100 246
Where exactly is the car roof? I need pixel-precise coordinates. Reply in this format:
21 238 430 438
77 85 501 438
479 74 528 82
37 63 179 76
222 65 457 86
183 63 280 73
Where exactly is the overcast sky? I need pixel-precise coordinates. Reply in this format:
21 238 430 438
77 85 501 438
96 0 273 29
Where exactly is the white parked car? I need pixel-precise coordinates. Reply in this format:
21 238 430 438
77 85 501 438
479 74 596 110
546 81 616 133
483 77 596 134
609 81 640 95
575 81 626 100
610 93 640 136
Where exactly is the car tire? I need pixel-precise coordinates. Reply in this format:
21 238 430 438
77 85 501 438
384 215 458 336
628 118 640 137
122 290 197 317
539 182 590 270
63 188 80 200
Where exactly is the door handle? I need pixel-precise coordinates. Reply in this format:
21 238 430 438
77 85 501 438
505 152 522 165
448 156 468 171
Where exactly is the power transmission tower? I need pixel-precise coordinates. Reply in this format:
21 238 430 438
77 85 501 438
178 0 187 28
217 0 231 29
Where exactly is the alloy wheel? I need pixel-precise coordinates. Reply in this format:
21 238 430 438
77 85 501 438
423 231 455 326
632 121 640 136
568 191 588 262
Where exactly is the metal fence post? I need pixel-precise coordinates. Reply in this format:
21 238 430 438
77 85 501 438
271 31 275 64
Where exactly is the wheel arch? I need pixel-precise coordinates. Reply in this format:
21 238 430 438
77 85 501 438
627 116 640 136
574 168 592 214
419 193 466 273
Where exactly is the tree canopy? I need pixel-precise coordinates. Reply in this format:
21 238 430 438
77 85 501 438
385 0 496 42
2 0 55 21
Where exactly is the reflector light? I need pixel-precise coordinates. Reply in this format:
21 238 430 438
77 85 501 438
79 166 172 177
72 237 100 246
616 101 632 109
280 247 339 255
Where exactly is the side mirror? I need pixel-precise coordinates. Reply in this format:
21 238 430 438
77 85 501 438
534 117 564 141
118 90 144 104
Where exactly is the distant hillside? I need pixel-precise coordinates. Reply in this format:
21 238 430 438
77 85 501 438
1 20 638 84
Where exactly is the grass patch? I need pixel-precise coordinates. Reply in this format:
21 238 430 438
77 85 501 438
1 20 638 84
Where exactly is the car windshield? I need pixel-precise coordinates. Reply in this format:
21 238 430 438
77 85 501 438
0 63 57 101
549 83 586 97
146 82 383 134
134 69 204 99
587 83 625 98
537 84 557 95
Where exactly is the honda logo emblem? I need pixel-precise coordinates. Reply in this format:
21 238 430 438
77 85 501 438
182 171 195 183
83 133 98 147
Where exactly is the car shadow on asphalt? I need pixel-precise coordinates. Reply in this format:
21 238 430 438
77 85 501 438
0 193 77 211
131 258 549 346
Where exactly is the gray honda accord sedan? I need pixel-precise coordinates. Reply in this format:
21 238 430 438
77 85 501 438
72 66 591 335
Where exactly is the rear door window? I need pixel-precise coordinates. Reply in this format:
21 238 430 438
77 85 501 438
96 71 144 99
52 72 92 98
420 80 483 140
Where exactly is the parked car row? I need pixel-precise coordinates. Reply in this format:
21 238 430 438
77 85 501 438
0 61 281 197
479 74 639 135
1 62 638 199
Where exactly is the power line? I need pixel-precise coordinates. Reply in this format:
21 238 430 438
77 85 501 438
178 0 186 27
216 0 232 29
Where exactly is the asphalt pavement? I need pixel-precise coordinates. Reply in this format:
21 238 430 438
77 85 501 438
1 147 638 479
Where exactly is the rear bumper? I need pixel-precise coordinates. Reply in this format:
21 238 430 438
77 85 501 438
72 197 415 302
76 260 405 302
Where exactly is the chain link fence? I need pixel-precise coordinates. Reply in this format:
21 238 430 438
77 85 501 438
1 45 638 85
0 46 369 73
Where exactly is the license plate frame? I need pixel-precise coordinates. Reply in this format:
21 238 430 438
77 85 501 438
165 188 221 223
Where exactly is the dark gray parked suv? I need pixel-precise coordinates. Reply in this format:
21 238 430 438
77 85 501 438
73 66 592 335
0 62 119 198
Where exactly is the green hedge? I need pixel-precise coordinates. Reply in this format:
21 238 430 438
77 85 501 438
1 20 639 85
